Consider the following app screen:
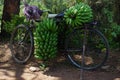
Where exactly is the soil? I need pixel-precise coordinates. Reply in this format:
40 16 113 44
0 41 120 80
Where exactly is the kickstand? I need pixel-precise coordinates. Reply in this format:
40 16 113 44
80 68 84 80
80 28 87 80
80 44 85 80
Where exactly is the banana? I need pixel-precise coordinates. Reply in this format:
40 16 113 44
34 18 58 61
64 2 93 27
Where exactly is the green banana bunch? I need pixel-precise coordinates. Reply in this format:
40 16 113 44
34 18 58 60
64 2 93 27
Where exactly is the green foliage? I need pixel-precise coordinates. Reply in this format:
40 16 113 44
101 1 120 49
0 0 3 33
0 0 4 5
4 15 26 33
34 18 58 61
40 0 76 13
0 6 3 19
108 23 120 48
111 23 120 38
76 0 84 3
88 0 120 49
64 2 93 27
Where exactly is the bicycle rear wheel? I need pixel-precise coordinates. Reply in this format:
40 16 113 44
65 27 109 70
10 24 34 64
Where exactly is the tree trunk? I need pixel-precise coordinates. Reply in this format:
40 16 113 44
0 0 20 38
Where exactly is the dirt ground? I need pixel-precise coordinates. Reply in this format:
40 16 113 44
0 41 120 80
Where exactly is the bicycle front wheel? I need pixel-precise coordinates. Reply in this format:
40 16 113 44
65 27 109 70
10 24 34 64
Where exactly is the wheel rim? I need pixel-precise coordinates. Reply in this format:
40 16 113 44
10 26 33 63
65 28 109 70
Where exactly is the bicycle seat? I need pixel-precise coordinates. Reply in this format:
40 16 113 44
48 12 64 18
48 14 58 18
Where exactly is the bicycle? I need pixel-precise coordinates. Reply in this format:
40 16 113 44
9 3 109 70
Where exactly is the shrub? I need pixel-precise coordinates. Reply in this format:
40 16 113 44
4 15 26 33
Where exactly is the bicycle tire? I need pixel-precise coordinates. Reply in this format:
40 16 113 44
65 27 109 70
10 24 34 64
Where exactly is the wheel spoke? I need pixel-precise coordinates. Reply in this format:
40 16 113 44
65 28 109 70
10 25 33 64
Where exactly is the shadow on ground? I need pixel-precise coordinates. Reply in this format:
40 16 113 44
0 42 120 80
43 59 120 80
